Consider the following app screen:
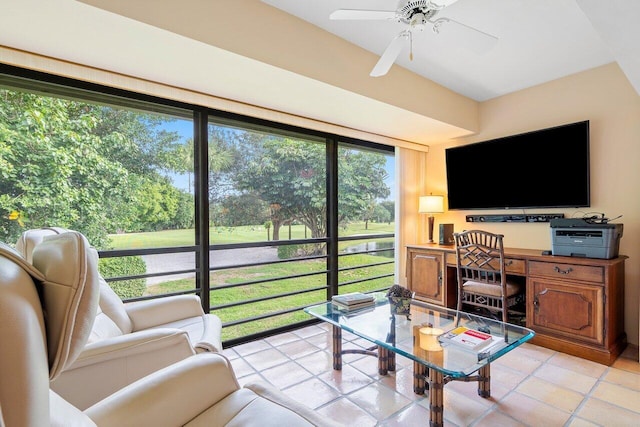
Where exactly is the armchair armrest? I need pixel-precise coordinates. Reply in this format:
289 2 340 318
85 353 239 426
73 328 195 368
51 329 196 410
125 294 204 331
193 313 223 352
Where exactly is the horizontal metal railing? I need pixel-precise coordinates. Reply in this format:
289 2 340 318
97 233 395 343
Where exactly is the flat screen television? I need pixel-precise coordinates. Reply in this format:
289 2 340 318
445 121 590 210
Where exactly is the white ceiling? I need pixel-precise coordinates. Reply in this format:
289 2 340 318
261 0 638 102
0 0 638 146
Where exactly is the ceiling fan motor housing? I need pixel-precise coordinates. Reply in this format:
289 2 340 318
398 1 439 25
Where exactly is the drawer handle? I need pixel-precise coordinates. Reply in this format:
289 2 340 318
505 260 513 267
554 266 573 275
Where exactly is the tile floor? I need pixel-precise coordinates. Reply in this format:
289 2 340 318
223 323 640 427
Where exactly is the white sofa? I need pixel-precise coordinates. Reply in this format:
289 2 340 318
16 227 222 409
0 231 339 426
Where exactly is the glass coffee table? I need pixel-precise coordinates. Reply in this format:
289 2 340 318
305 292 535 427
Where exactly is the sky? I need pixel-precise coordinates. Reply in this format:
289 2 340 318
161 118 395 201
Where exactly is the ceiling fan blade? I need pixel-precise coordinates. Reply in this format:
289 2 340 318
432 18 498 53
330 9 396 21
370 32 409 77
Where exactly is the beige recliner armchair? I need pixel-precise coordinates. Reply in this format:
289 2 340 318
0 231 339 426
16 227 222 409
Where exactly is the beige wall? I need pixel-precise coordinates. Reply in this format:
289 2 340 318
395 148 430 284
425 63 640 345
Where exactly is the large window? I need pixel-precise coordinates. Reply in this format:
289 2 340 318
337 143 395 296
0 65 395 344
205 119 330 340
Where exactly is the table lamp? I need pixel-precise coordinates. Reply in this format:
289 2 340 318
419 195 444 243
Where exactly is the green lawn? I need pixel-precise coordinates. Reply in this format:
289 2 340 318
108 222 395 249
145 253 394 341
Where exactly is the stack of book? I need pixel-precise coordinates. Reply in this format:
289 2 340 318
331 292 375 311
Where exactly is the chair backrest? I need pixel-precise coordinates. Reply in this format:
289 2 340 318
0 232 101 426
16 228 133 337
0 243 49 427
15 227 69 263
454 229 507 291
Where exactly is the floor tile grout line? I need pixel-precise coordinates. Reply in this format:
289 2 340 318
563 364 612 427
576 364 640 417
230 332 639 426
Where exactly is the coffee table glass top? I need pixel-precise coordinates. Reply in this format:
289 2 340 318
305 292 535 377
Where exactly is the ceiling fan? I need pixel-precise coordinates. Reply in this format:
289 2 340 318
330 0 498 77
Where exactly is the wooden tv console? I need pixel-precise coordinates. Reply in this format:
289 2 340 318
406 244 627 365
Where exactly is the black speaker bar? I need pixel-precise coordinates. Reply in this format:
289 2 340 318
466 213 564 223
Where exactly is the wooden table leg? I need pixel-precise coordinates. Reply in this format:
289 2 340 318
477 364 490 397
413 360 426 395
429 368 444 427
378 345 389 375
386 315 396 372
332 325 342 370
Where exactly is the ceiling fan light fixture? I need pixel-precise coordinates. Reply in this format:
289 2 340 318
410 13 427 31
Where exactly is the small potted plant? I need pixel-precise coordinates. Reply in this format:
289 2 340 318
386 284 414 319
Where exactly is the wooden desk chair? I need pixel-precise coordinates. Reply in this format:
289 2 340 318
454 230 524 323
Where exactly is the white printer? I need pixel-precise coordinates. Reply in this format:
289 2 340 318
550 218 623 259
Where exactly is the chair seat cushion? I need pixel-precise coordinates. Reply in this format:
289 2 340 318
145 314 223 353
462 280 522 297
87 305 124 344
184 388 316 427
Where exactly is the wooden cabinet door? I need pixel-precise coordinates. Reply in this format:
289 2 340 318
527 277 604 345
408 249 444 306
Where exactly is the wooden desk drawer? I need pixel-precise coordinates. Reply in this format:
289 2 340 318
528 261 604 283
504 258 526 275
445 253 525 275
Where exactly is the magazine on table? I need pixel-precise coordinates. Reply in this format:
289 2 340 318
438 326 501 352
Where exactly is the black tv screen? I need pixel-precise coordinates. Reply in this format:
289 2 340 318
445 121 590 210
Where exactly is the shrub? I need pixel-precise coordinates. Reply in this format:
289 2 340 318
277 243 325 259
98 256 147 299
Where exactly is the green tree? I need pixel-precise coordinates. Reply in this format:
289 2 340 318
380 200 395 224
234 137 390 240
207 127 241 205
0 89 189 246
235 137 324 240
216 193 269 227
337 147 390 226
372 203 391 224
0 91 127 246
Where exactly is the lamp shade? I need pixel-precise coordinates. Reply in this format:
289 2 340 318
419 327 444 352
419 195 444 214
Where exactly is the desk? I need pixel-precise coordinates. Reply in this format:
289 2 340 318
406 244 627 365
305 293 535 427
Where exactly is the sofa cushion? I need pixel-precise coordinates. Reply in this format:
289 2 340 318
96 278 133 334
87 304 124 344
